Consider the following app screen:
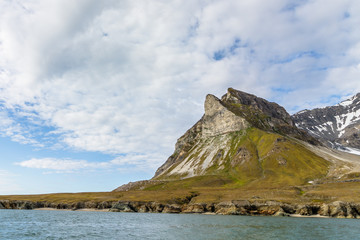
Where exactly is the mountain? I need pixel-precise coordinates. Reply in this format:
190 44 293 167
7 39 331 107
292 93 360 154
114 88 360 201
115 88 340 192
152 88 326 186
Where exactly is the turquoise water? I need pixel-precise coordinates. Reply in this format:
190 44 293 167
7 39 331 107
1 210 360 239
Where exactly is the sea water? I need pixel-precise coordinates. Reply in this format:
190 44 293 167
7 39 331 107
1 210 360 240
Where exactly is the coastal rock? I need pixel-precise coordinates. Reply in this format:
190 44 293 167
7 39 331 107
273 208 290 217
72 202 85 210
324 201 359 218
295 204 320 216
147 202 164 213
0 200 9 209
137 205 149 213
1 199 360 218
97 201 112 209
215 202 239 215
111 201 134 212
280 203 296 214
183 203 206 213
162 204 182 213
257 205 282 216
56 203 70 209
329 201 347 218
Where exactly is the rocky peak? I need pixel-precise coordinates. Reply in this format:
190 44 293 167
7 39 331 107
292 92 360 153
204 94 223 116
202 94 249 137
218 88 316 143
221 88 294 127
154 88 319 178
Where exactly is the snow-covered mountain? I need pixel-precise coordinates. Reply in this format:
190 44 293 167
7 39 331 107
292 93 360 154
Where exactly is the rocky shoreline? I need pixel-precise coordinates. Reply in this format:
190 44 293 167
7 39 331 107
1 199 360 218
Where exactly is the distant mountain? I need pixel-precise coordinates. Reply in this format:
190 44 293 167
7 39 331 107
292 93 360 154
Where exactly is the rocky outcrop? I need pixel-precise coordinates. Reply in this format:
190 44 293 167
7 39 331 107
202 94 249 137
293 93 360 152
2 199 360 218
221 88 319 144
222 88 294 128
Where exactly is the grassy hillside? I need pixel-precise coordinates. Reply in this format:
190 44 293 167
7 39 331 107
153 128 330 189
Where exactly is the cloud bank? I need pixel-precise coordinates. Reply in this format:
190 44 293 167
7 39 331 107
1 0 360 171
16 154 162 173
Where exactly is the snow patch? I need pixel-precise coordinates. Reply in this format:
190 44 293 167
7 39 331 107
338 95 358 107
296 110 308 115
340 147 360 156
334 108 360 137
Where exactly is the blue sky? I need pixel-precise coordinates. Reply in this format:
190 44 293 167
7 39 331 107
1 0 360 194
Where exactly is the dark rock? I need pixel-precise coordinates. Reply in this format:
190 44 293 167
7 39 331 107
147 202 164 213
295 204 319 215
97 201 112 209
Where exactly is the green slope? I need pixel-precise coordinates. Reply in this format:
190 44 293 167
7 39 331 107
151 128 330 190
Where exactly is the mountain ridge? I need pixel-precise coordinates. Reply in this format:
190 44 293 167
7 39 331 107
292 92 360 154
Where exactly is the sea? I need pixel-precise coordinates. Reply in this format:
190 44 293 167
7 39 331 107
1 210 360 240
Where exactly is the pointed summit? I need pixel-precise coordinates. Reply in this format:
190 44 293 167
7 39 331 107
152 88 323 184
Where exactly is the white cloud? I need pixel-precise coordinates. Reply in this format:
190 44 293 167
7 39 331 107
16 158 107 171
1 0 360 171
15 153 164 174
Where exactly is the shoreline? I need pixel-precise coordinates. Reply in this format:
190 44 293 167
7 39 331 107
1 199 359 218
32 208 109 212
289 214 330 218
2 208 334 218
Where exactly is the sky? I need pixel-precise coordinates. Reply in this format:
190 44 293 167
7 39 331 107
1 0 360 194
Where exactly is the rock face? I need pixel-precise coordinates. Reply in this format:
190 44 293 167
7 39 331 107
292 93 360 153
202 94 249 137
153 88 324 182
